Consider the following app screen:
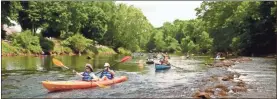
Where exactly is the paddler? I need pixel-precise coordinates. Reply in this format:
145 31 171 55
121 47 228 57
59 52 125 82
72 64 99 81
99 63 115 81
161 52 170 65
216 52 221 59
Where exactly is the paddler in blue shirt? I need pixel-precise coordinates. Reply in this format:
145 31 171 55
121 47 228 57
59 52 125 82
99 63 115 81
73 64 99 81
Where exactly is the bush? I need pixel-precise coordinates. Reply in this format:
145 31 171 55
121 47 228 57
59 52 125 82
11 30 42 54
97 46 116 54
62 33 93 54
84 49 95 55
63 46 73 54
84 45 98 55
40 37 54 53
118 47 132 55
2 41 20 55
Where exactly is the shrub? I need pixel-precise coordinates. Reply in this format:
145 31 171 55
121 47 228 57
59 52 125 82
62 33 93 54
118 47 132 55
2 41 20 55
11 30 42 54
40 37 54 53
63 46 73 54
97 46 116 54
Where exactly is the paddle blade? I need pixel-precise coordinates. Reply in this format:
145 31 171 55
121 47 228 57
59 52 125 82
94 82 110 88
120 56 132 63
52 58 65 67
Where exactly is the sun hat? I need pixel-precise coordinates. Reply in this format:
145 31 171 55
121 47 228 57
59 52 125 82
85 64 93 71
104 63 110 67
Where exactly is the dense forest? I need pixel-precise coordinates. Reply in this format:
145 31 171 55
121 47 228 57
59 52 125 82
1 1 276 56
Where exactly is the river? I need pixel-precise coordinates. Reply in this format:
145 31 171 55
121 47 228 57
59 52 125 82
1 55 276 98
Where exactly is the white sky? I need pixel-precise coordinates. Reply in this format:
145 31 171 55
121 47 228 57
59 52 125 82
116 1 202 28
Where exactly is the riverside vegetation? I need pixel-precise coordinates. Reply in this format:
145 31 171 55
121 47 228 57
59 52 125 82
2 1 276 57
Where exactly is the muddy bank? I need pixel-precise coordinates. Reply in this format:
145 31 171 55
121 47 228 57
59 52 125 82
192 57 276 98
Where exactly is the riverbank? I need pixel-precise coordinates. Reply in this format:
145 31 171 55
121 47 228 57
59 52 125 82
192 57 276 98
1 40 120 57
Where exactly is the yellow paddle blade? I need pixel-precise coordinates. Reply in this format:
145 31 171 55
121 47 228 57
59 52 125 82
52 58 69 69
94 82 110 88
52 58 65 67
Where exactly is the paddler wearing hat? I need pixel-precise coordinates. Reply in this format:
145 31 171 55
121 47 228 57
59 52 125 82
72 63 99 81
99 62 115 81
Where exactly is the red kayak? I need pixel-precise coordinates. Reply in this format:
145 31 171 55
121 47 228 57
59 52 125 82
42 76 128 92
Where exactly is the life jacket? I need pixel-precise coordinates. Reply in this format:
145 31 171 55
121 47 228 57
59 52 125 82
100 70 113 80
82 71 93 81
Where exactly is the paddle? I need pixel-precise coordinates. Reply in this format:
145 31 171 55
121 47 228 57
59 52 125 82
52 58 107 88
95 56 132 75
52 58 70 69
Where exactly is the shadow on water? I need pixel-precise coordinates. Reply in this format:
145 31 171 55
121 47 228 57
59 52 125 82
155 69 170 73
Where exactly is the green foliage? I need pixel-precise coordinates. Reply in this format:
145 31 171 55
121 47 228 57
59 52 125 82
3 1 276 56
97 46 116 54
164 36 181 52
11 30 42 53
61 33 93 53
103 3 153 52
2 41 20 55
39 37 54 53
51 39 72 54
196 1 276 55
1 1 22 25
117 47 132 55
150 19 213 53
153 30 167 52
230 37 241 55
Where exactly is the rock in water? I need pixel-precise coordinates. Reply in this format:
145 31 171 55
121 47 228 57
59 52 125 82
87 56 91 59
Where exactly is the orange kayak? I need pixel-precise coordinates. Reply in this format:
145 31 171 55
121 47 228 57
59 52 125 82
42 76 128 92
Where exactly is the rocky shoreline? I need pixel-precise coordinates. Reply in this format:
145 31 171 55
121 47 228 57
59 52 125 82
193 57 254 98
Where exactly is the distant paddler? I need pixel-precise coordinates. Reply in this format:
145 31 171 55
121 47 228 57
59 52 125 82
210 52 225 60
138 59 144 68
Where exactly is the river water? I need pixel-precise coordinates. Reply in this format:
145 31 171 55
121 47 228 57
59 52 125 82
1 55 276 98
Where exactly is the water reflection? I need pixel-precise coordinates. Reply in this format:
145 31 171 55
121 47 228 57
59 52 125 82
1 54 210 98
1 55 146 75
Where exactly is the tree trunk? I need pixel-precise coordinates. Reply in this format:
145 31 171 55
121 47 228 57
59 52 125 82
78 51 81 56
32 23 35 35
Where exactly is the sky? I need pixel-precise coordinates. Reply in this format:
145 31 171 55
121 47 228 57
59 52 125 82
116 1 202 28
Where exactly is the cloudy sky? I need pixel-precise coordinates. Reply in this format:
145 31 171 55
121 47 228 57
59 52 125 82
116 1 202 27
